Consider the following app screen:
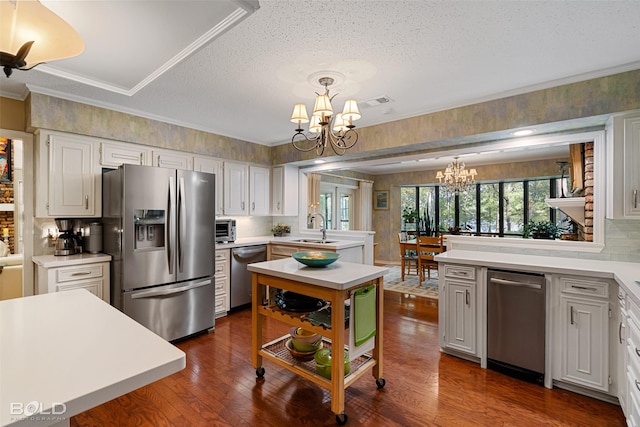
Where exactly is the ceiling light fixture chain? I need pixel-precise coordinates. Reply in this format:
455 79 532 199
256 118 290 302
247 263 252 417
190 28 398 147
435 157 478 195
290 76 361 156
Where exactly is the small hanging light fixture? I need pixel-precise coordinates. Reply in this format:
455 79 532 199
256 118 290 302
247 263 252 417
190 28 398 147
290 76 361 156
0 0 84 77
436 157 478 195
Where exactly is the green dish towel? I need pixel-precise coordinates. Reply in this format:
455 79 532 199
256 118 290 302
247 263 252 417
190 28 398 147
354 284 376 347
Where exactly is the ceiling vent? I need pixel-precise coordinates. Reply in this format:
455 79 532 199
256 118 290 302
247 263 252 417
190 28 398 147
361 96 393 108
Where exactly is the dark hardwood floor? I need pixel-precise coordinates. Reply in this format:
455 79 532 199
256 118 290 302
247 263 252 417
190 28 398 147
71 292 625 426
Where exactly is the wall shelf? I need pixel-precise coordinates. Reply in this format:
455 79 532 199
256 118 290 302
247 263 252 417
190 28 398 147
545 197 586 226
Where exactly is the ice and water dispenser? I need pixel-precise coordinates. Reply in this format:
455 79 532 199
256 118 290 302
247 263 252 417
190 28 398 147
133 209 165 250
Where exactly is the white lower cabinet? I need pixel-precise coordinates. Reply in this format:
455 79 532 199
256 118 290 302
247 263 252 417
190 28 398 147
554 275 610 392
35 260 111 303
214 249 230 317
625 298 640 424
439 264 477 357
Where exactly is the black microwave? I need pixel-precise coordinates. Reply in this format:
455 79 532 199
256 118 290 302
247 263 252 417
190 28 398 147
215 219 236 243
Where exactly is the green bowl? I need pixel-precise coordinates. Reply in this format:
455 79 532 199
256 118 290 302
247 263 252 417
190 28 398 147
291 337 322 352
292 251 340 267
314 348 350 379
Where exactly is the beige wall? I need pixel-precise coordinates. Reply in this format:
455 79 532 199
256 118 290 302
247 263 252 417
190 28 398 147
0 97 26 132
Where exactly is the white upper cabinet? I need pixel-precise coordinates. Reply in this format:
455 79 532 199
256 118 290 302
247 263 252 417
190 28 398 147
249 166 270 216
607 111 640 219
36 131 100 218
223 161 248 215
194 156 224 216
100 141 151 168
271 165 298 216
152 149 193 170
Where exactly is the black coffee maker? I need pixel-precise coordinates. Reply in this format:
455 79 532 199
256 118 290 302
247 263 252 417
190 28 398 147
55 218 82 255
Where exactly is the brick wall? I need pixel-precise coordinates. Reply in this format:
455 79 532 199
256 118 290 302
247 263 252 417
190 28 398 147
582 142 594 242
0 139 14 253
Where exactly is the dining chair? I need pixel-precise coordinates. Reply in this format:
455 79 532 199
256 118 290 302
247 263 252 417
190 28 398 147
398 233 418 281
417 235 445 283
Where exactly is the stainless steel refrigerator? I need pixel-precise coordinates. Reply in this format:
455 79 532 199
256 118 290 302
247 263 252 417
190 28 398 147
103 164 216 341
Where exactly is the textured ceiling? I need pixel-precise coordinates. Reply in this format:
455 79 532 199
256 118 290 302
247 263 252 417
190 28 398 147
1 0 639 173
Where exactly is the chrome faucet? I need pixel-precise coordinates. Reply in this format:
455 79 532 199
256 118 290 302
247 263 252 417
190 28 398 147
309 213 327 243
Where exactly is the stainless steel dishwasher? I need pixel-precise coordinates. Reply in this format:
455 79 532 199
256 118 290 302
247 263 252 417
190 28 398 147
487 269 546 385
230 245 267 310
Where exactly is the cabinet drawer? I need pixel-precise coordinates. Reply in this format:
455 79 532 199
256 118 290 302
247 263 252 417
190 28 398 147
56 278 103 298
215 250 229 262
214 277 226 294
560 276 609 298
444 265 475 280
215 294 226 314
214 260 228 277
270 245 299 257
56 264 104 283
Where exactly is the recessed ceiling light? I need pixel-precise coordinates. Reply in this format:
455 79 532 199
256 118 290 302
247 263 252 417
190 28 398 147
314 159 325 164
513 129 535 137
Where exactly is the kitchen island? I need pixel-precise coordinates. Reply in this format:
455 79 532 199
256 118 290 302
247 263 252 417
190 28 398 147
248 258 388 425
0 289 185 427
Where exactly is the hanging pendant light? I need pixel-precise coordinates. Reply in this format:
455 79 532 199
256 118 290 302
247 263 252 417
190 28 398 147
0 0 84 77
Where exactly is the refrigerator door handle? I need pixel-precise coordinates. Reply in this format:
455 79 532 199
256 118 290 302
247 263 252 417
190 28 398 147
178 175 186 273
167 176 176 274
130 279 211 299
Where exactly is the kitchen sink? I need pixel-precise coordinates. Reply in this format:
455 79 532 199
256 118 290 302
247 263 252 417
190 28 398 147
292 239 337 244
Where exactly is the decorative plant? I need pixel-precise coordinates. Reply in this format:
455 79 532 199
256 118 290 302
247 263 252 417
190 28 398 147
523 220 566 240
270 223 291 236
402 207 419 223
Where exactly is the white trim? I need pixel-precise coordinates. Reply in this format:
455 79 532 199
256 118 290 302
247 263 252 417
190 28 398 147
446 235 605 253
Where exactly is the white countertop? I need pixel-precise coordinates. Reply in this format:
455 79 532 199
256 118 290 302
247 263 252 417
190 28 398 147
248 258 388 290
436 249 640 301
216 235 365 251
0 289 185 427
32 253 112 268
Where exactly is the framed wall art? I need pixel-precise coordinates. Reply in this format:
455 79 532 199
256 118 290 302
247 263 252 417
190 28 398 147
374 190 389 210
0 138 11 182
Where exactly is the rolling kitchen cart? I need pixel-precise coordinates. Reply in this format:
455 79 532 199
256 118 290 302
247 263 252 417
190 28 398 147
249 258 388 425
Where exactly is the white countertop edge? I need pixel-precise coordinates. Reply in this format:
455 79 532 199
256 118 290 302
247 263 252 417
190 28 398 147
32 253 112 268
216 235 365 250
248 258 388 290
446 234 605 253
436 249 640 301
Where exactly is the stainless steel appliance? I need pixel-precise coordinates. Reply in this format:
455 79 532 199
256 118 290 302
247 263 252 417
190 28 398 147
215 219 236 243
230 245 266 309
55 218 78 256
487 269 546 384
103 164 216 341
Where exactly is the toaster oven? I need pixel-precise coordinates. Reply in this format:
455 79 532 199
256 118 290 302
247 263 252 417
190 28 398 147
215 219 236 243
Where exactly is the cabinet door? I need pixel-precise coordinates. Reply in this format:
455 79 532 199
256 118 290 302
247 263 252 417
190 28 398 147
194 156 224 216
223 161 248 215
271 165 298 216
100 142 149 167
624 116 640 217
49 134 96 216
607 112 640 219
57 278 103 299
250 166 270 215
559 295 610 391
152 149 193 170
442 279 476 355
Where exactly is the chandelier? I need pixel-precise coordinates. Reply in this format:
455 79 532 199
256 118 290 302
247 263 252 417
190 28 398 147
290 76 361 156
435 157 478 195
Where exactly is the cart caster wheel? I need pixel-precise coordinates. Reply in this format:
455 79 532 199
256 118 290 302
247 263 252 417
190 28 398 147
376 377 386 389
336 412 348 425
256 367 265 378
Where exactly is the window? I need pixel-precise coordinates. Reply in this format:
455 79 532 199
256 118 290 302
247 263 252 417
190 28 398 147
401 176 565 237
